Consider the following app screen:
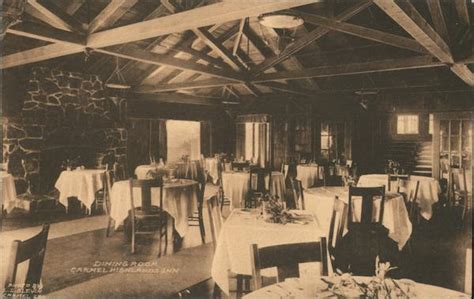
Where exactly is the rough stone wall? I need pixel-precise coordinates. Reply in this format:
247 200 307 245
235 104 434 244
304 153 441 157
2 67 127 195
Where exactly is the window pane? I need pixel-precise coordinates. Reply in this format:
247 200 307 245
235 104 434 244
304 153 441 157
429 114 433 135
166 120 201 162
397 114 419 134
321 136 329 150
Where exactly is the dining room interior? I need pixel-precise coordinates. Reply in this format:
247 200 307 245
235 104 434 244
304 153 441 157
0 0 473 298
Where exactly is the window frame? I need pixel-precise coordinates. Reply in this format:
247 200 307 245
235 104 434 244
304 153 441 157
396 114 420 135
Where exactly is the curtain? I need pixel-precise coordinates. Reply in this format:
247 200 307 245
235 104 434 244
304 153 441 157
258 123 269 167
158 119 167 162
200 121 211 157
235 123 246 160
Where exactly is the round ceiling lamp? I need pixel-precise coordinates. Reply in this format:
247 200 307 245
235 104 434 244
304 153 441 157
258 12 304 29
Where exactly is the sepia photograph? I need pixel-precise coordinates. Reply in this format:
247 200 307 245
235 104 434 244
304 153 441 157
0 0 472 298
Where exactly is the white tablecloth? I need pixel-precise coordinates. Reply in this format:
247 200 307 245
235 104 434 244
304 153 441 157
204 158 219 184
109 179 198 237
285 164 324 189
222 171 286 208
55 169 105 212
1 171 20 213
304 187 412 250
134 165 176 180
243 277 470 299
212 209 324 295
358 174 440 220
174 161 202 180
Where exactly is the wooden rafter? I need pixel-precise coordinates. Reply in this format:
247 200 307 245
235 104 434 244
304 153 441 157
426 0 449 44
87 0 319 49
88 0 138 33
233 18 247 56
252 0 372 75
26 0 85 33
373 0 474 86
7 22 86 45
454 0 471 26
136 78 236 93
94 46 244 82
297 11 429 54
65 0 86 15
135 93 217 106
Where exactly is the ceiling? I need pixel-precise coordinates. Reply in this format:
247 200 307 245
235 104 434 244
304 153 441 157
2 0 473 106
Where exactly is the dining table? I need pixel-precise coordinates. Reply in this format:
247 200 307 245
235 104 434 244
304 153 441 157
204 158 219 184
134 164 177 180
221 171 286 208
243 276 470 298
284 164 325 189
109 179 198 237
1 171 24 213
304 186 412 250
211 208 325 295
174 160 203 181
54 169 105 213
358 174 441 220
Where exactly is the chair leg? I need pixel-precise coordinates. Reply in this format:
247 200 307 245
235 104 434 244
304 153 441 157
131 224 136 254
106 216 113 237
236 275 243 299
198 208 206 244
212 282 221 299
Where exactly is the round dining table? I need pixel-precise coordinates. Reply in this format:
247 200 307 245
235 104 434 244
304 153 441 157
134 164 176 180
285 164 324 189
243 277 470 298
109 179 198 237
221 171 286 208
358 174 441 220
1 171 20 213
54 169 105 213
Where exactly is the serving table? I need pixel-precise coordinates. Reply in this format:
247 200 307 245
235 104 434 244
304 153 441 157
1 171 25 213
211 208 324 295
109 179 198 237
55 169 105 213
243 277 470 298
221 171 286 208
358 174 441 220
134 164 176 180
304 186 412 250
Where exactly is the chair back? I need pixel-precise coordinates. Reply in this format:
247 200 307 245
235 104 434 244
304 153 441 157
289 178 305 210
129 178 163 214
452 168 467 193
328 197 348 258
348 186 386 227
388 174 409 192
249 167 272 194
196 167 207 205
206 195 223 250
102 170 113 214
113 162 127 181
4 224 50 290
250 239 328 290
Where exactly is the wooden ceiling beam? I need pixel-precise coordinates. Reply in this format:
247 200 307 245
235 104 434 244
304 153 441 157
26 0 86 33
298 11 429 54
134 93 218 106
454 0 471 26
136 78 237 93
88 0 138 33
373 0 452 63
86 0 319 49
374 0 474 86
252 0 372 75
65 0 86 15
426 0 450 44
7 21 86 45
256 82 313 97
94 45 245 82
1 43 85 69
233 18 247 56
253 55 444 82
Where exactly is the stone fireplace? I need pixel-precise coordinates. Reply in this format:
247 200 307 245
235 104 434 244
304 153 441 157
2 67 127 196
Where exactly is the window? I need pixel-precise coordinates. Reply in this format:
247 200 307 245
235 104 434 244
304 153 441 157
166 120 201 162
429 113 434 135
243 122 269 165
320 122 345 161
397 114 419 134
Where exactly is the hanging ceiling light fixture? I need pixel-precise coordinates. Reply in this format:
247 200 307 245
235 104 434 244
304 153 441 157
258 11 303 54
105 56 131 90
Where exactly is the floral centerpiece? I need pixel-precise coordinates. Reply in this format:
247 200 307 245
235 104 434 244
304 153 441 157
386 160 401 174
325 256 416 298
258 194 293 224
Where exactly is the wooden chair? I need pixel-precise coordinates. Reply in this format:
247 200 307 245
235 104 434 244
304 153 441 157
206 195 223 250
128 178 167 256
4 224 50 296
403 180 420 225
247 167 272 208
451 168 468 227
328 197 348 271
188 167 206 244
113 162 127 181
102 170 115 237
250 238 328 290
217 161 231 211
388 174 409 192
348 186 386 229
289 178 305 210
